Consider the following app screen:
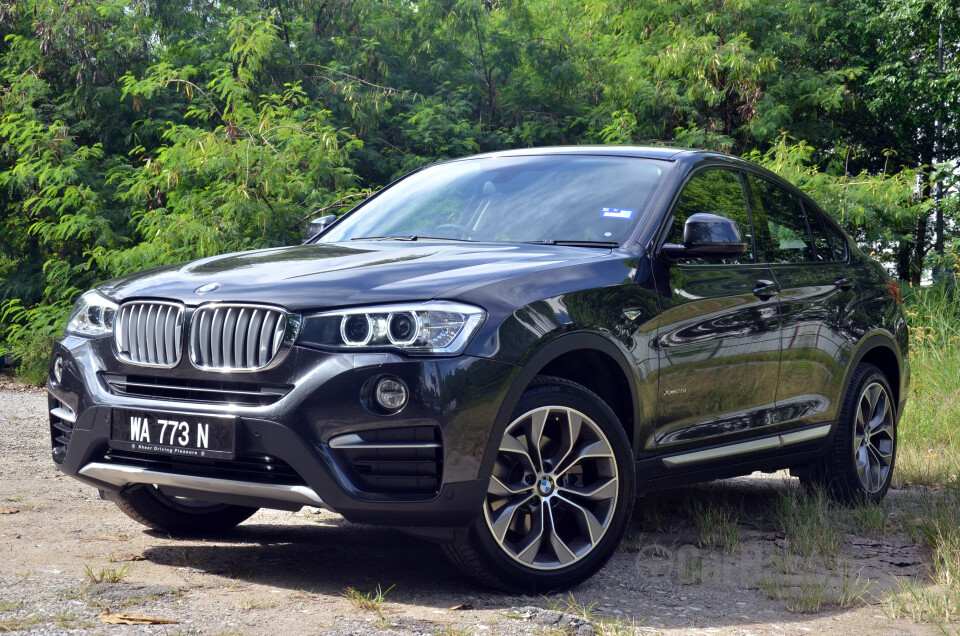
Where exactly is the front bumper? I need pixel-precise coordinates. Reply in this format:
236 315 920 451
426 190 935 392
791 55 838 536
48 334 517 527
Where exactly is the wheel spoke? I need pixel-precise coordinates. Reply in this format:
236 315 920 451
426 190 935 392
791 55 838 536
515 504 546 565
556 438 614 478
856 444 870 487
856 398 869 434
527 409 549 473
555 494 605 545
488 493 535 543
870 457 883 491
488 474 534 497
867 384 880 411
873 439 894 464
499 433 537 474
868 393 889 432
559 475 618 502
545 505 578 566
871 421 894 443
866 443 881 467
548 409 582 471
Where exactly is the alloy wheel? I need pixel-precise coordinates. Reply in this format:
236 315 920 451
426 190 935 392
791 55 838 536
483 406 619 570
853 381 895 493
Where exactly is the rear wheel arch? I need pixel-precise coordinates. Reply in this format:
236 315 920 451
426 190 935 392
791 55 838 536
843 334 904 413
479 333 642 482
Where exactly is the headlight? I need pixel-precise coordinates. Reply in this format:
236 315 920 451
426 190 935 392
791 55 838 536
300 302 485 355
65 291 118 337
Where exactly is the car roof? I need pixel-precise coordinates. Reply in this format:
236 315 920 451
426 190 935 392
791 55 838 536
463 145 721 162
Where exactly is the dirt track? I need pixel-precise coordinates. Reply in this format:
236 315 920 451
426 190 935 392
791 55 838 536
0 385 939 634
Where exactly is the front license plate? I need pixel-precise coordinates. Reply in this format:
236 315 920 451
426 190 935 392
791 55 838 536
110 409 237 460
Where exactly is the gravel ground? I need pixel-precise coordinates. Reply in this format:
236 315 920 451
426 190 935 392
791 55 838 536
0 384 940 635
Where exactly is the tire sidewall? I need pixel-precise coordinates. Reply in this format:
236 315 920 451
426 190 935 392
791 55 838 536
471 379 636 591
114 484 257 535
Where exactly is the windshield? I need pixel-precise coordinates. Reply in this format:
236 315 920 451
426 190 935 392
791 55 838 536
320 155 664 245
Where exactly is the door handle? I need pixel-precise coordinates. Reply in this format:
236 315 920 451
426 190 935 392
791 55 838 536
835 277 854 290
754 280 778 301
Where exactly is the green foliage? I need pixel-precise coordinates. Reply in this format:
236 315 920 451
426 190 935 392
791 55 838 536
0 0 956 382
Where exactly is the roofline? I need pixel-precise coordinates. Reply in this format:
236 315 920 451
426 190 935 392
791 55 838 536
455 145 715 162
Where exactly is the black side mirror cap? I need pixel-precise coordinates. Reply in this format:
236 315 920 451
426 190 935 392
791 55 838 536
303 214 337 243
661 213 748 258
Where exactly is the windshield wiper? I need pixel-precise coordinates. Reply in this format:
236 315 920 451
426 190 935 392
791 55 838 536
525 240 620 248
351 236 418 241
350 235 475 242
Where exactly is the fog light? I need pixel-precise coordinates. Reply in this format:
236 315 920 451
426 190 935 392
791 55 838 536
375 377 408 411
52 356 64 384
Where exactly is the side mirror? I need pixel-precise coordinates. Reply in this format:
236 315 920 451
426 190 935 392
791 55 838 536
661 213 748 258
303 214 336 243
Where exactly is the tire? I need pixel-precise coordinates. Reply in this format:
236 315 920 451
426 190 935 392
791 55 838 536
111 484 258 535
443 376 636 592
794 363 897 505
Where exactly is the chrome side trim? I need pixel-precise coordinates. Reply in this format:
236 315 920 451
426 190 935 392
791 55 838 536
50 406 76 424
780 424 832 445
661 424 832 468
328 433 441 450
78 462 324 507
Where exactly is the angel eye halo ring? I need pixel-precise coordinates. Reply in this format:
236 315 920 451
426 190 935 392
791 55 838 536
302 301 485 355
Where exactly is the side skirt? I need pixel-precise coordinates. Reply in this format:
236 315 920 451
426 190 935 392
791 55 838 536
637 422 836 494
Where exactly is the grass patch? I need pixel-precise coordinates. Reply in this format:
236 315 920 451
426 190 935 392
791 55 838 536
0 613 44 632
174 548 204 567
883 483 960 625
759 567 870 613
772 487 845 566
0 602 23 613
850 500 893 538
343 584 393 619
883 577 960 626
680 555 709 585
559 593 598 621
896 286 960 488
636 490 699 534
593 617 645 635
84 563 132 584
692 500 741 555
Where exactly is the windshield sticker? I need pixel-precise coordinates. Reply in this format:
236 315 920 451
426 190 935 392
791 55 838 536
601 207 635 219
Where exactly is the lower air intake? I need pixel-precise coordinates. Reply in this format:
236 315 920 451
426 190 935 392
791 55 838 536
50 396 76 465
329 426 443 497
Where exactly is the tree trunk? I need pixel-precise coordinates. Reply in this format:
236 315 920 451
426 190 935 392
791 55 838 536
912 150 933 286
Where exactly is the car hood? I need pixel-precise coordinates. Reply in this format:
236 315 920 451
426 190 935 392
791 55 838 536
97 242 611 311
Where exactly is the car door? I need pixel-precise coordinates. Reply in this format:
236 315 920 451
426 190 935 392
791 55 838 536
743 173 864 429
652 167 782 457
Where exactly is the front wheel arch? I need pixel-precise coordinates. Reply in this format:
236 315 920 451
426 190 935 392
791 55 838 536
478 333 642 483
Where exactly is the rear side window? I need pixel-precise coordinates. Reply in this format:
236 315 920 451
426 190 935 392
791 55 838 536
806 205 834 262
745 175 813 264
667 168 756 265
814 211 848 262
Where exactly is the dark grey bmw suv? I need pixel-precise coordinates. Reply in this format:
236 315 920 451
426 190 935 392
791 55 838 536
48 146 908 591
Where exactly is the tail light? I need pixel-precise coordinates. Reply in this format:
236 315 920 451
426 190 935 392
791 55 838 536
886 278 903 306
